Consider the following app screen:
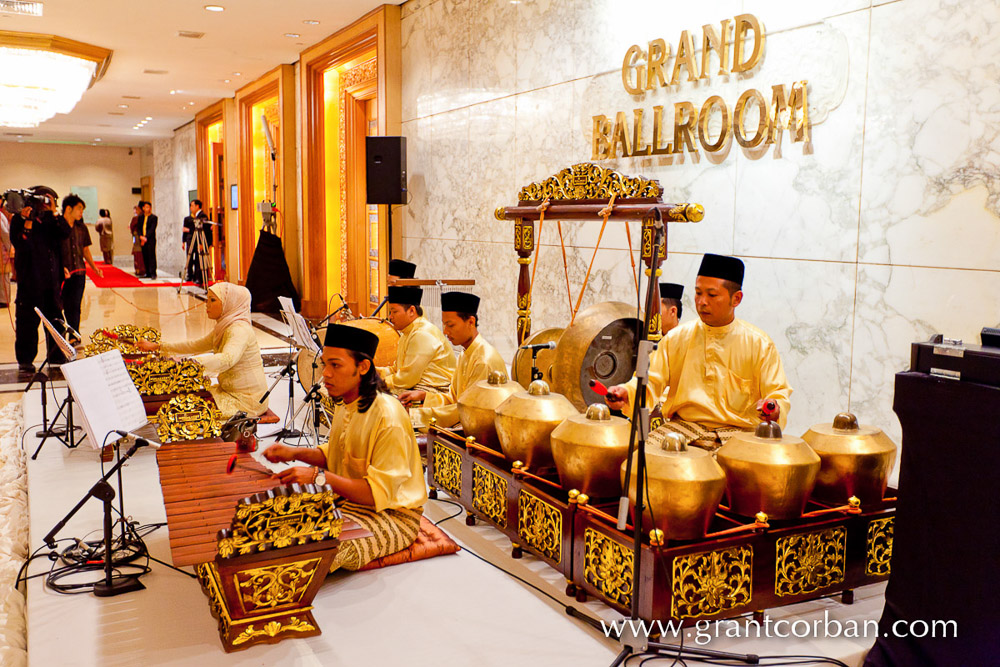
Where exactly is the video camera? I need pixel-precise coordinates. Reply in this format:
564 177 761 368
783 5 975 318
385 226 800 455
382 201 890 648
2 186 58 218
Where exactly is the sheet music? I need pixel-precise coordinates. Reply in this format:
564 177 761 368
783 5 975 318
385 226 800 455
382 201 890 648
34 307 77 362
278 296 319 352
61 350 149 449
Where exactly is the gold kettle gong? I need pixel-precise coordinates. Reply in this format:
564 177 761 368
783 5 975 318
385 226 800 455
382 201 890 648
551 403 631 497
801 412 897 505
494 380 578 470
457 370 522 449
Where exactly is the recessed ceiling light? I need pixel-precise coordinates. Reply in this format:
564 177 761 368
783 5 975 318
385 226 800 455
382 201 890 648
223 79 230 83
232 72 241 76
145 116 153 120
95 138 101 142
302 19 319 25
188 102 195 106
204 4 224 11
284 33 300 38
169 90 176 95
118 103 128 108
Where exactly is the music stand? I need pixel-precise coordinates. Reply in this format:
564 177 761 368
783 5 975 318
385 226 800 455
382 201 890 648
30 308 84 458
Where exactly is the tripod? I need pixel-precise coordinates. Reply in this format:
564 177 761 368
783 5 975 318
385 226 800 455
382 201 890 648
178 219 212 292
284 381 330 447
29 354 83 459
259 351 303 440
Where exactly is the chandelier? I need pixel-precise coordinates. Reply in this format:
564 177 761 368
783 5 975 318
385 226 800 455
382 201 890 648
0 31 112 128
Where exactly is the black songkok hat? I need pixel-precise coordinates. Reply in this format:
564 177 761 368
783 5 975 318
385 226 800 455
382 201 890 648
658 282 684 300
698 253 745 286
388 259 417 279
324 323 379 358
440 291 480 315
387 285 423 306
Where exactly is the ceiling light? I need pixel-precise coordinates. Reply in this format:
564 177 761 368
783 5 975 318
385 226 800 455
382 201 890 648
169 90 176 95
232 71 241 76
204 5 224 11
94 137 101 141
188 101 195 106
0 1 43 17
302 19 319 25
118 103 128 108
284 33 300 38
223 79 230 83
0 43 107 128
145 116 152 120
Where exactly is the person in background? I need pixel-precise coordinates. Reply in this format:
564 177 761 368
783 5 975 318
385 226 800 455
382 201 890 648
95 208 114 265
0 207 11 308
182 199 212 285
9 187 70 375
60 194 103 343
137 200 158 278
129 202 145 277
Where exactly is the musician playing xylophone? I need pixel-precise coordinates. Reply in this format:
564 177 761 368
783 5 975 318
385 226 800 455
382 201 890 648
262 323 426 572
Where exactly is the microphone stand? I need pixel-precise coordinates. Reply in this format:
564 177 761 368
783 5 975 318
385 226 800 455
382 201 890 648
259 352 303 440
42 434 150 597
610 209 665 666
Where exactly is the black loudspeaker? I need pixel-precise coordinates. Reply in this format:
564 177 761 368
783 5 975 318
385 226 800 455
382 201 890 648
366 136 406 205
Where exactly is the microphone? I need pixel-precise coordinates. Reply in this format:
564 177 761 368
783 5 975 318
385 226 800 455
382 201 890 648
371 294 390 317
113 430 158 449
261 114 276 157
55 318 82 341
520 341 556 351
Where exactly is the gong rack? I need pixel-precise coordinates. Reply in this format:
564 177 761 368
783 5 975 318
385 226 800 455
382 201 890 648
494 162 704 347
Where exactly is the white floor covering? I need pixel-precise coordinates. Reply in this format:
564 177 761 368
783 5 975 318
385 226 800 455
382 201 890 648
16 363 889 666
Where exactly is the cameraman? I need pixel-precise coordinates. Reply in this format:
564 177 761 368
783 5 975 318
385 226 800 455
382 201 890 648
60 193 103 342
8 187 70 375
182 199 212 286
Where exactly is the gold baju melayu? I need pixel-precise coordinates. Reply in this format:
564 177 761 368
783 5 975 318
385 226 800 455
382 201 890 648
409 334 507 429
319 392 427 571
160 283 269 419
625 318 792 448
378 315 456 396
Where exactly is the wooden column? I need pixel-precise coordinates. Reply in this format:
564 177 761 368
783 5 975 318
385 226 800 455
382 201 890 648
641 216 666 342
514 217 534 345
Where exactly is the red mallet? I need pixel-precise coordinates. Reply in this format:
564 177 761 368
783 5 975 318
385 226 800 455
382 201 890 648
589 379 609 396
225 453 270 476
760 399 779 422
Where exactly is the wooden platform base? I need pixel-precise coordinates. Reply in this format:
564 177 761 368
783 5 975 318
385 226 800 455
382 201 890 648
426 426 896 625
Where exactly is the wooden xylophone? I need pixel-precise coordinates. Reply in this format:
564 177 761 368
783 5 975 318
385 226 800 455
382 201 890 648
156 440 370 652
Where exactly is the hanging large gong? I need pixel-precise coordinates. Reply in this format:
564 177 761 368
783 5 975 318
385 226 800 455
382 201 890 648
511 327 564 389
551 301 640 411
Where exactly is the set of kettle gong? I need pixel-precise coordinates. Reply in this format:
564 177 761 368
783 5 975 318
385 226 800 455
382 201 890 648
454 371 897 541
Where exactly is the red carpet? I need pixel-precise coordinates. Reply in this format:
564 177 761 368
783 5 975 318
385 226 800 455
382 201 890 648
86 262 195 288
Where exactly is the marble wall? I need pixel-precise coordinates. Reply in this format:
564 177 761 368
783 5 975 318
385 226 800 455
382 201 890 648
398 0 1000 443
150 122 197 278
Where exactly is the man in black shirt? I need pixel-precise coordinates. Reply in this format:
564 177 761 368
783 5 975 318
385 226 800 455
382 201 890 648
60 194 103 342
182 199 212 285
137 200 158 278
9 188 71 374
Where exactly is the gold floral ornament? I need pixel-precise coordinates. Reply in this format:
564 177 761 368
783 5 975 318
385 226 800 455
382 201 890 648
516 163 662 202
85 324 161 357
216 486 342 558
127 357 208 395
154 394 223 442
231 617 316 646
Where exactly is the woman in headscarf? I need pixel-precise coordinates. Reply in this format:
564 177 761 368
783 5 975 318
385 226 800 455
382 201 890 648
136 282 269 418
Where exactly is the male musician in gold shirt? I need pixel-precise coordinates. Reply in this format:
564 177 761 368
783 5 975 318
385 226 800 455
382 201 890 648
659 282 684 334
264 324 426 571
378 285 457 397
403 291 507 429
606 254 791 448
387 258 416 282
